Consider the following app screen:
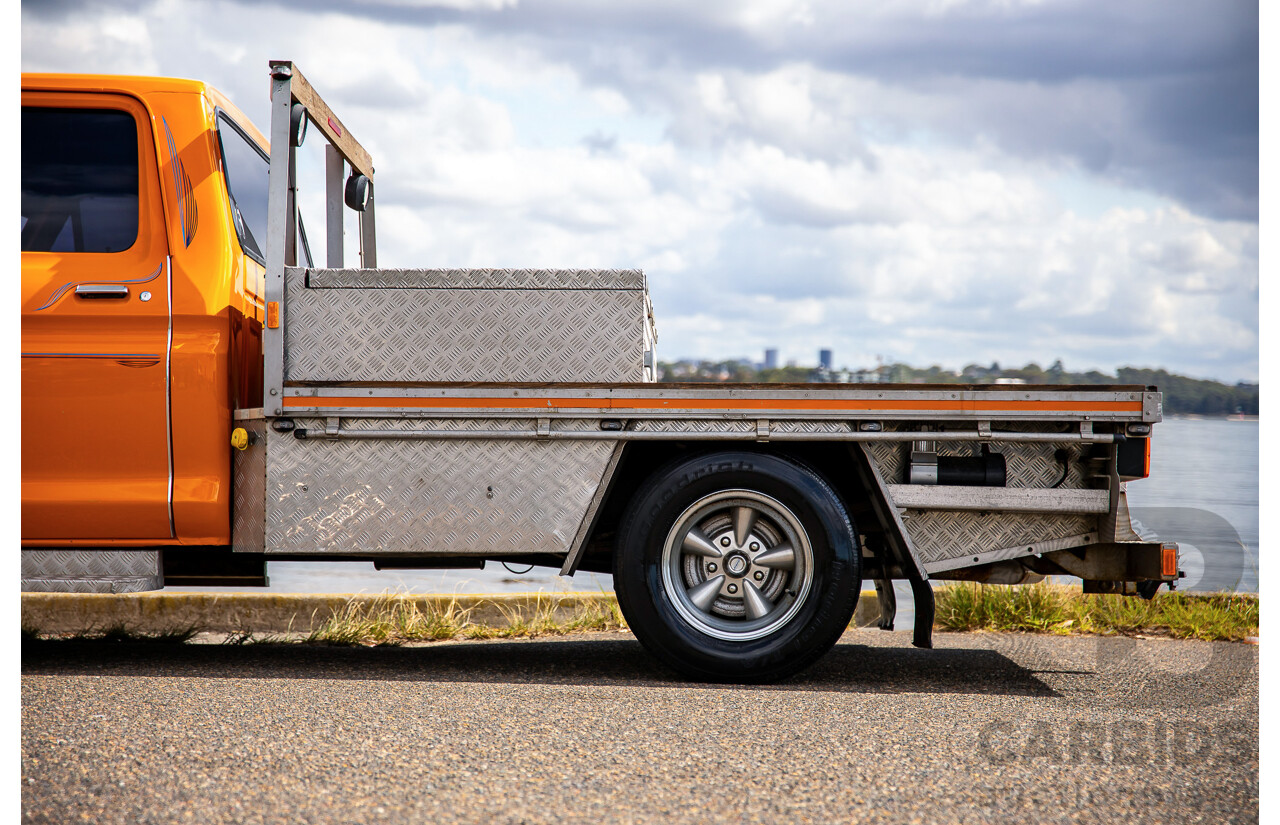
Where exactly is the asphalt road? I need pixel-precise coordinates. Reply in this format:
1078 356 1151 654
22 629 1258 824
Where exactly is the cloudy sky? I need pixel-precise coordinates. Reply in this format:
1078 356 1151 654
22 0 1260 382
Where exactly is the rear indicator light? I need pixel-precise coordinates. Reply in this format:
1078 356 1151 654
1161 543 1178 578
1116 436 1150 479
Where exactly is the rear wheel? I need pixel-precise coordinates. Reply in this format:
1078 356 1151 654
614 451 861 682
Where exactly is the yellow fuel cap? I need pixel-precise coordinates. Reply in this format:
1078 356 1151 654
231 427 249 451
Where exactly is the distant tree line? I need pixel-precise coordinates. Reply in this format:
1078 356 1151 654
656 358 1258 416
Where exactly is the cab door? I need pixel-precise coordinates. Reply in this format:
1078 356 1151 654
21 91 174 540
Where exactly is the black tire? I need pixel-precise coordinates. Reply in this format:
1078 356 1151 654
614 450 861 683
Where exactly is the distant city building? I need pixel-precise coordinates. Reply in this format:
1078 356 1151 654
764 348 778 370
819 349 833 370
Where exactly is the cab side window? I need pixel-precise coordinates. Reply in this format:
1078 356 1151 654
21 107 139 253
216 114 270 264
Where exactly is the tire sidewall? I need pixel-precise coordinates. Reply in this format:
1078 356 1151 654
615 450 860 681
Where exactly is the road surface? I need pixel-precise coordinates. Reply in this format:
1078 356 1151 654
22 629 1258 824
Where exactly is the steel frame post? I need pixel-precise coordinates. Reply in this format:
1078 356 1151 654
325 144 344 267
359 183 376 268
264 62 295 416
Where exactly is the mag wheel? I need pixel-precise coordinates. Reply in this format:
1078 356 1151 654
615 451 861 682
662 489 815 641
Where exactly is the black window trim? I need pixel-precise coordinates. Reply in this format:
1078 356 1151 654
214 107 314 269
214 107 270 267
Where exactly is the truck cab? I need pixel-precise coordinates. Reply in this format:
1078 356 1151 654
22 75 265 549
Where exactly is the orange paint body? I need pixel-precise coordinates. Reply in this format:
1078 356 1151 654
21 75 265 545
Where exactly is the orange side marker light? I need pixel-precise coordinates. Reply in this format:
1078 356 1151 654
266 301 280 329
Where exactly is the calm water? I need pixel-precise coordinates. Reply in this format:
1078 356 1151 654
167 419 1259 607
1125 418 1258 592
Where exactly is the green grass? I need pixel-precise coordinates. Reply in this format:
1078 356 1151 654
22 586 1255 646
21 595 629 648
306 594 628 647
934 581 1257 641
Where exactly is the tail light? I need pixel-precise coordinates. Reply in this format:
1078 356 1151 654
1117 436 1151 480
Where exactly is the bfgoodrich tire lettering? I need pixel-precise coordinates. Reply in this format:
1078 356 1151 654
614 451 861 682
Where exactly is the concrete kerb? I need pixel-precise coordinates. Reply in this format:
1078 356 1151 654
21 591 887 636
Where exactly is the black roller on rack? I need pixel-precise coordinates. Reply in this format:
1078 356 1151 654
935 453 1007 486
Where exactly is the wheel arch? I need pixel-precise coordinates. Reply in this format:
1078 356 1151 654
568 440 902 577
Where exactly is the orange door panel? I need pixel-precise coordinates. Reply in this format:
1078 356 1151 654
21 92 173 540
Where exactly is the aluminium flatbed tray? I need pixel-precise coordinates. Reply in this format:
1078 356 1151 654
274 382 1160 423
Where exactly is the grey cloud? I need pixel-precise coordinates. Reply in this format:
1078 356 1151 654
22 0 1256 379
21 0 152 19
30 0 1254 217
581 130 617 155
212 0 1257 220
648 200 1256 381
747 187 897 229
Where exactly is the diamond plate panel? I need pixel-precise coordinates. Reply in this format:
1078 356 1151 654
899 510 1097 565
774 420 853 434
864 437 909 482
1002 442 1088 488
265 418 617 555
632 419 754 433
233 417 267 553
305 267 645 291
283 268 654 383
21 549 162 593
21 577 160 594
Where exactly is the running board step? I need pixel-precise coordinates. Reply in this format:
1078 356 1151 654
21 549 163 594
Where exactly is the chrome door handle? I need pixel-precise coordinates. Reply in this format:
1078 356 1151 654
74 285 130 299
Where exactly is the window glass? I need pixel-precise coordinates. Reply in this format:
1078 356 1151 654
21 107 139 253
216 114 270 263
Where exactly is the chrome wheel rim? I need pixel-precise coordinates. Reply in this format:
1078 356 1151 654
661 490 814 641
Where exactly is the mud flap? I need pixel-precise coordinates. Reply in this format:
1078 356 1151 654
910 575 934 649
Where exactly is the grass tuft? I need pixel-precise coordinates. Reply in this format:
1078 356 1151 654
305 593 627 647
934 582 1257 641
306 595 468 646
222 630 292 645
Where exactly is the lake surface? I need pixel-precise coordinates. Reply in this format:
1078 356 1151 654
166 418 1259 610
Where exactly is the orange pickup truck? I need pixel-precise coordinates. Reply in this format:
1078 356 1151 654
21 63 1176 681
